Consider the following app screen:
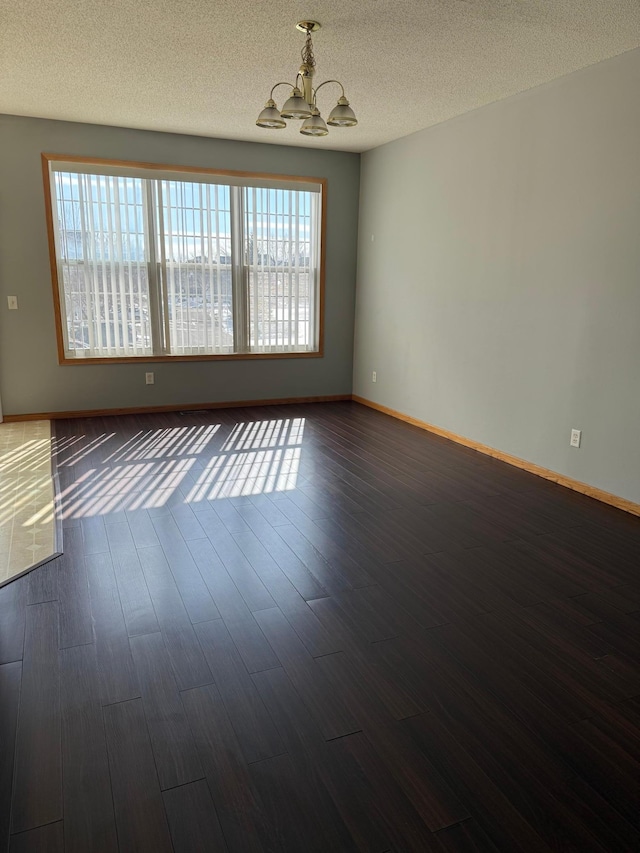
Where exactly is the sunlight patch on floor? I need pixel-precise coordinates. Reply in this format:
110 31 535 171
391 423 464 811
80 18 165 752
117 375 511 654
56 417 305 519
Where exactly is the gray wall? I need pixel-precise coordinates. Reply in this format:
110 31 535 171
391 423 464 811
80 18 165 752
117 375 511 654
354 48 640 504
0 115 359 415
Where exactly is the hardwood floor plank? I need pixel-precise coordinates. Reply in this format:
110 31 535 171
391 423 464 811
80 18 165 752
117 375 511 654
465 492 570 538
104 519 137 554
352 580 425 639
234 530 340 657
168 502 207 541
333 584 408 642
544 526 638 586
393 627 637 850
26 560 58 605
410 707 638 851
195 619 285 764
151 514 220 622
186 535 253 622
0 578 26 665
129 631 204 789
300 431 432 510
314 510 405 565
60 644 118 853
196 506 231 540
440 543 544 608
274 523 352 594
542 716 640 834
237 517 328 601
9 822 64 853
81 515 109 555
103 698 173 853
137 546 213 689
308 597 424 718
253 608 360 740
585 614 640 661
415 549 517 615
315 652 468 831
335 731 443 851
110 548 159 638
211 500 253 534
163 779 228 853
251 664 328 752
479 608 632 716
363 559 448 629
592 652 640 699
0 662 21 853
434 819 502 852
297 477 368 516
247 493 290 527
10 602 61 834
506 536 599 597
125 508 160 549
421 623 567 738
182 683 265 853
275 503 376 589
274 489 330 522
332 507 438 563
574 586 640 618
207 525 275 612
295 443 408 514
395 555 489 624
56 527 94 649
85 551 139 705
250 751 358 853
578 700 640 759
517 600 608 658
187 537 280 673
401 712 552 852
252 665 397 852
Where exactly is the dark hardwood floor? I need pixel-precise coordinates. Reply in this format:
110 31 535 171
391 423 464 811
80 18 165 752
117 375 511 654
1 400 639 852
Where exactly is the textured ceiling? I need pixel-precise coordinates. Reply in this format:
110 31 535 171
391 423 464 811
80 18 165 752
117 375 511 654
1 1 640 152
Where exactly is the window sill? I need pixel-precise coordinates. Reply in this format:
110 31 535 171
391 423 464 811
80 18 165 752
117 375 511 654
58 350 323 365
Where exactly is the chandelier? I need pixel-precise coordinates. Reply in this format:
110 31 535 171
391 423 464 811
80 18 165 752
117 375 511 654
256 21 358 138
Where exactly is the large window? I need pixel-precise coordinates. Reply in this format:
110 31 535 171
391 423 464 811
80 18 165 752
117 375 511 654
43 155 325 362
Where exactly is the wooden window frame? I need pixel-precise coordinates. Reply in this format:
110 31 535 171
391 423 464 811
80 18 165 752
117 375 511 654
42 154 327 365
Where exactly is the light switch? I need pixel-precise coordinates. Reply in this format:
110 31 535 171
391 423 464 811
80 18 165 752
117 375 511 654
7 296 18 310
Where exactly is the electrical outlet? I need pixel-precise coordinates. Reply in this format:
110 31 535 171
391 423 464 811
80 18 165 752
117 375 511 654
7 296 18 310
145 372 155 385
372 371 377 383
570 428 581 448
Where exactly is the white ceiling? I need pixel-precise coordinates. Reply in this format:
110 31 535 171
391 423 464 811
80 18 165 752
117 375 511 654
2 0 640 153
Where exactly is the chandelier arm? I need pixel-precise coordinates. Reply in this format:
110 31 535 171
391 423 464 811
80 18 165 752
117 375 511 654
312 79 346 104
269 81 298 99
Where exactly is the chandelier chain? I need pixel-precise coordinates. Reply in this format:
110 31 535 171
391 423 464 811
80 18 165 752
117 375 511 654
301 31 316 70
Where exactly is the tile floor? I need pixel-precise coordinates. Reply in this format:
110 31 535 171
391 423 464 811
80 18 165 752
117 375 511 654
0 420 58 586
